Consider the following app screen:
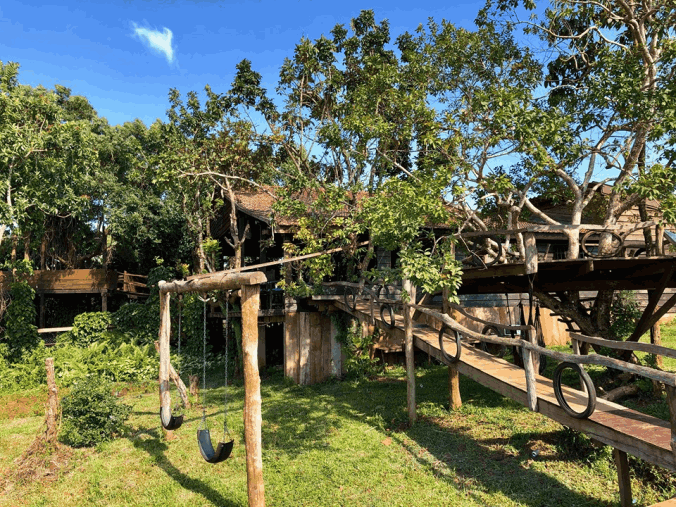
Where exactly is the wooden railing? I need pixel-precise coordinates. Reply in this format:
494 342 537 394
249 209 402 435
325 280 676 422
117 272 149 296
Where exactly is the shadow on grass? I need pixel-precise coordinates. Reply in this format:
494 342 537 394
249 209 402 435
130 427 239 507
257 367 616 506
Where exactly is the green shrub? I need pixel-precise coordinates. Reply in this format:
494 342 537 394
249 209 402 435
332 314 380 379
610 290 642 340
59 377 131 448
61 312 113 347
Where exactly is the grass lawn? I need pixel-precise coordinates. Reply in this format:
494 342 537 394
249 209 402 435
2 355 676 507
4 318 676 506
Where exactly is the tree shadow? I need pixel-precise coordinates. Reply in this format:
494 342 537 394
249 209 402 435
257 369 617 506
129 427 240 507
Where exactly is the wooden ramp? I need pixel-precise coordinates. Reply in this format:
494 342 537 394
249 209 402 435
319 295 676 473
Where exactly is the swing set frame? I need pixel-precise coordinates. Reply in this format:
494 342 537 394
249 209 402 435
158 271 266 507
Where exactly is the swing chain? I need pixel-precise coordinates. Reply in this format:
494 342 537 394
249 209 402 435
223 290 231 439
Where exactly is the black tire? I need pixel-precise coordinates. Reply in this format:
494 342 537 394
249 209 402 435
581 230 624 258
480 325 507 358
344 286 357 310
438 325 461 364
553 362 596 419
380 304 395 329
376 284 390 301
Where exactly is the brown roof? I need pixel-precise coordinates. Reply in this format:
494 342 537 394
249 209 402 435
227 185 458 231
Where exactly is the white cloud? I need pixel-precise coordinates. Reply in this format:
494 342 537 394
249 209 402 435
132 24 175 64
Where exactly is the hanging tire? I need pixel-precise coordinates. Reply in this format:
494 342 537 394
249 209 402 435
344 286 357 310
375 284 389 301
553 362 596 419
581 230 624 258
438 325 461 364
480 325 507 358
380 304 395 329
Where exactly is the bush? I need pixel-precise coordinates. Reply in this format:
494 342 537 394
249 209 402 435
61 312 113 347
59 377 131 448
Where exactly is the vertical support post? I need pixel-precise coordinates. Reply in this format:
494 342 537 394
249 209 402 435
523 328 538 412
330 316 342 377
443 287 461 409
403 278 416 425
448 365 462 410
523 233 539 275
101 291 108 313
571 338 588 395
158 291 172 419
613 448 632 507
241 283 265 507
665 385 676 457
39 293 45 328
44 357 59 444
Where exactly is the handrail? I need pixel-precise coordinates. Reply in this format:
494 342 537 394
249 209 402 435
569 332 676 360
409 304 676 387
458 221 660 238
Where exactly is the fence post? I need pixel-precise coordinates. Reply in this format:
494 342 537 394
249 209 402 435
523 328 539 412
403 278 417 425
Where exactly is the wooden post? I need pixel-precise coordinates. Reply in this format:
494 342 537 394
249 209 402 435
158 291 172 422
523 233 538 275
448 365 462 410
330 316 342 377
101 291 108 312
651 323 664 370
241 283 265 507
571 338 588 395
39 293 45 329
613 448 632 507
523 327 539 412
666 385 676 456
45 357 59 444
443 287 461 409
403 278 417 425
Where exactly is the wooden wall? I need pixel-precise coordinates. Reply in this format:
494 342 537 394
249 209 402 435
0 269 117 293
284 311 342 385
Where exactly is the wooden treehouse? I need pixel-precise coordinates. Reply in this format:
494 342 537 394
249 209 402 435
0 269 149 336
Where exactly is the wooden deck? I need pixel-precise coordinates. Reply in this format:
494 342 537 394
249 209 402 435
318 295 676 473
0 269 148 296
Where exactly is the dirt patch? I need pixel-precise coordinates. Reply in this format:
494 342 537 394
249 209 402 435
0 395 45 420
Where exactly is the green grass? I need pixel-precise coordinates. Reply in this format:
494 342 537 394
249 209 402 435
2 362 676 506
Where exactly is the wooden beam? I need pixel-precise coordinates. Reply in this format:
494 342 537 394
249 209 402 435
570 332 676 360
448 365 462 410
403 279 417 425
627 264 676 343
159 271 267 293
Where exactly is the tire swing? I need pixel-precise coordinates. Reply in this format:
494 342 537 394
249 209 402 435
438 325 462 364
553 362 597 419
160 298 184 431
197 293 234 464
380 303 395 329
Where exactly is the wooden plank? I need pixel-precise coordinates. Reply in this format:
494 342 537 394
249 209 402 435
330 317 342 377
321 313 332 382
299 313 311 385
37 327 72 334
284 312 299 383
570 332 676 360
309 312 323 384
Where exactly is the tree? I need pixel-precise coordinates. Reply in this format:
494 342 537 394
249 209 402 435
0 62 100 265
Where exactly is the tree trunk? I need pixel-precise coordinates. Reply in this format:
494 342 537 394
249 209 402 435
651 323 664 369
23 231 30 261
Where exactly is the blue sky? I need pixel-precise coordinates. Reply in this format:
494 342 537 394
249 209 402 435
1 0 485 126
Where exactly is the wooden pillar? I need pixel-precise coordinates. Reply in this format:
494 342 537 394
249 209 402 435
330 316 342 377
158 291 172 421
44 357 59 444
284 312 299 383
448 365 462 410
403 278 417 425
241 283 265 507
101 291 108 313
613 448 632 507
523 327 539 412
39 293 45 328
666 386 676 456
443 286 461 410
298 313 311 385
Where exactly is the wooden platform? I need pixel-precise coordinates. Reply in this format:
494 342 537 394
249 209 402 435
459 256 676 295
0 269 118 294
320 295 676 473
